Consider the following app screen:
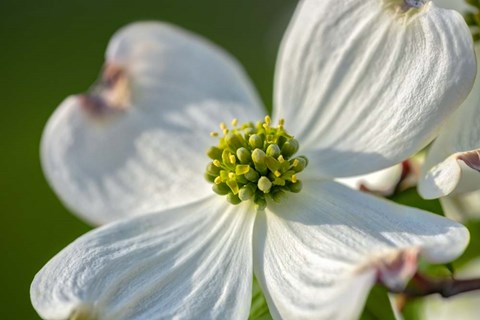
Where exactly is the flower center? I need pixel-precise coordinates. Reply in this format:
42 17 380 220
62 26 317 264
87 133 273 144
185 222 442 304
205 116 308 210
383 0 428 18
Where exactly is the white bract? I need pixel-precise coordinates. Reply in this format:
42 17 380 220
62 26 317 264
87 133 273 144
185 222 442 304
33 0 476 319
417 0 480 221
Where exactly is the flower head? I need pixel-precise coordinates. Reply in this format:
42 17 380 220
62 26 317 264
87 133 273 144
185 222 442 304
33 0 476 319
416 0 480 221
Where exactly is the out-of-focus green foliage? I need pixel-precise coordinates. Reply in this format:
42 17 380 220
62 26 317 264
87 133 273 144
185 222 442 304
361 285 396 320
249 278 272 320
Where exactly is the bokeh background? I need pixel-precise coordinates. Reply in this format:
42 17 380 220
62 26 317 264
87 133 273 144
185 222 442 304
1 0 479 319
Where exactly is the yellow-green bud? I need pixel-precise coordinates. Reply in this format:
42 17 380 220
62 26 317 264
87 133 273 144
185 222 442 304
239 184 255 201
266 144 281 158
281 139 299 158
249 134 263 149
258 176 272 193
236 147 251 164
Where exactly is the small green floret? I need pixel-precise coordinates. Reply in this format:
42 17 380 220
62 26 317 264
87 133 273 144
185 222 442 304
205 116 308 210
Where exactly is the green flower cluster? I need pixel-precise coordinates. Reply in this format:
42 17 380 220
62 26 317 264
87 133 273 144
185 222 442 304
205 116 308 210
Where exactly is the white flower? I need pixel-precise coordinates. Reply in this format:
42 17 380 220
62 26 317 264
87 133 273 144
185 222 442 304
417 0 480 221
33 1 476 319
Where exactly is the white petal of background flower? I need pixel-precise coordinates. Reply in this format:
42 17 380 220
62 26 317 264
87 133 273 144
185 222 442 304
41 22 264 225
434 0 474 12
273 0 476 178
419 45 480 199
253 180 469 320
31 196 255 320
441 190 480 221
336 164 403 196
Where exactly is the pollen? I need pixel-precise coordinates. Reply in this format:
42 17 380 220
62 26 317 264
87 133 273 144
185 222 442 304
205 117 308 210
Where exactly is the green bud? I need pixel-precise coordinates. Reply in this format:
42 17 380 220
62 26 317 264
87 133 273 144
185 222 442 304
249 134 263 149
272 177 285 186
225 132 244 150
236 147 251 164
252 148 266 164
299 155 309 167
281 139 299 158
258 176 272 193
227 193 241 205
238 184 255 201
288 180 303 193
204 173 216 183
254 195 267 211
245 169 259 182
207 146 223 160
212 183 230 195
237 175 248 184
206 162 221 176
266 144 281 158
252 148 267 174
277 135 287 148
292 157 307 172
270 189 286 203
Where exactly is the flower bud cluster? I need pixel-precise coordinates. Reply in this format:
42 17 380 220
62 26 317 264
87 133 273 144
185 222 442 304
205 116 308 210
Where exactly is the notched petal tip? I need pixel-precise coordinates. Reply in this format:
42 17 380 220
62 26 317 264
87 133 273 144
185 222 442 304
420 149 480 199
374 248 419 291
458 150 480 172
383 0 430 19
80 63 131 118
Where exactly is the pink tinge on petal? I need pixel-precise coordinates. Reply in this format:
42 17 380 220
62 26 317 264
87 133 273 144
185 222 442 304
375 248 419 291
358 159 419 197
398 158 421 192
80 63 130 117
458 150 480 172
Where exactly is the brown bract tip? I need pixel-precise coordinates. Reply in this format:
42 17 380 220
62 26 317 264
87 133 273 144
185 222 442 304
79 63 131 118
458 150 480 172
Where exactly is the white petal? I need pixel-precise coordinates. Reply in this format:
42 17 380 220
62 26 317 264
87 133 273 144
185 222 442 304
419 46 480 199
434 0 475 12
31 196 255 320
274 0 476 177
441 190 480 222
253 180 468 320
41 22 264 225
420 258 480 320
336 164 403 196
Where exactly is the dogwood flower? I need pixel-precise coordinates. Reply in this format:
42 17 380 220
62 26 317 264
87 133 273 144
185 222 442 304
418 0 480 221
32 0 476 319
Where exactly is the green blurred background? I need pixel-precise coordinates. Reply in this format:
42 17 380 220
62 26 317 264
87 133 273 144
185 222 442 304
0 0 296 318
